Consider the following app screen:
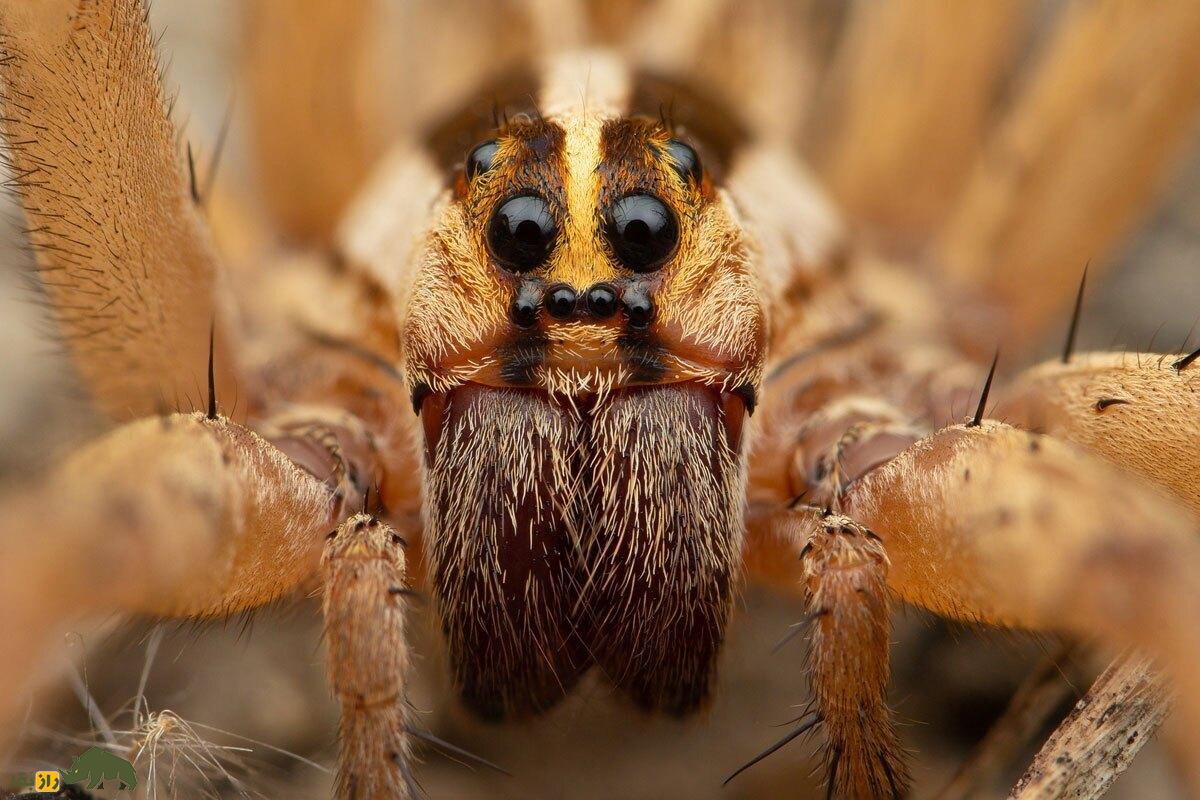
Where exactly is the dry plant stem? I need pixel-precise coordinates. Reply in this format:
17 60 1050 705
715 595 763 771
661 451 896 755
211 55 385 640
1009 652 1172 800
0 0 236 419
0 413 335 743
323 512 415 800
938 642 1080 800
817 0 1029 239
937 0 1200 341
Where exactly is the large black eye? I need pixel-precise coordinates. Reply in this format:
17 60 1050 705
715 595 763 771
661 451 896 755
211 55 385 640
488 194 556 272
664 139 702 185
605 194 678 273
466 140 499 180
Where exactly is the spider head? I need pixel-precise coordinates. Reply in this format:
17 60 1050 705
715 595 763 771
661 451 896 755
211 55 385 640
406 112 764 404
403 109 764 719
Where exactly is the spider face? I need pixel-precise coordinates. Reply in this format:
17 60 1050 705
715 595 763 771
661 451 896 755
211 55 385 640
403 108 764 719
404 113 764 399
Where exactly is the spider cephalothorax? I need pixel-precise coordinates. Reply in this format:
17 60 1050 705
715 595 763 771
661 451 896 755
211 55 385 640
405 69 765 717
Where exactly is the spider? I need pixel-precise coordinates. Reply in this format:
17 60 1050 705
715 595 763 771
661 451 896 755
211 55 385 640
2 1 1200 798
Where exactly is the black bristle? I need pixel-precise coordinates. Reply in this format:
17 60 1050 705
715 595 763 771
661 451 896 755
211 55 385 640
723 713 822 786
186 141 200 205
969 351 999 428
201 96 234 203
1173 346 1200 372
1062 265 1088 364
826 747 842 800
405 726 512 777
770 612 815 655
206 320 217 419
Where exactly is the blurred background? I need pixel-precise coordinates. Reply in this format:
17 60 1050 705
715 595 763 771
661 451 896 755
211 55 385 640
2 1 1199 797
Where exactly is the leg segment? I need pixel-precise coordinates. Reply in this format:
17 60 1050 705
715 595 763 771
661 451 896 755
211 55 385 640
840 423 1200 741
1004 351 1200 515
0 413 337 739
936 0 1200 343
734 509 908 797
242 0 391 244
815 0 1029 242
749 420 1200 794
323 511 416 800
799 513 908 798
0 0 235 419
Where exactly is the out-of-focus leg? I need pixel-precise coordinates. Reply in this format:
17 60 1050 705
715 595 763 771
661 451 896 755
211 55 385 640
0 0 235 419
936 0 1200 344
0 413 337 738
1003 351 1200 515
242 0 390 244
815 0 1030 243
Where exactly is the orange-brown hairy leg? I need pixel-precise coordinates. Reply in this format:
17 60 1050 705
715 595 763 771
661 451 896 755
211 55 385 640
936 0 1200 344
0 412 336 738
841 423 1200 748
735 263 978 796
815 0 1030 243
242 0 391 245
323 512 416 800
0 0 235 420
731 512 908 797
628 0 816 142
335 144 444 301
1003 351 1200 515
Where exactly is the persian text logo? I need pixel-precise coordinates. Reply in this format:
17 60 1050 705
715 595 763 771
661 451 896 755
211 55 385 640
32 773 60 794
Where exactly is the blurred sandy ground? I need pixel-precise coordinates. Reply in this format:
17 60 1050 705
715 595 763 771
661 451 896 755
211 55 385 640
2 2 1199 798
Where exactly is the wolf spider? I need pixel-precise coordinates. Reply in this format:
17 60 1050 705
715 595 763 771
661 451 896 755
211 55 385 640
1 1 1200 798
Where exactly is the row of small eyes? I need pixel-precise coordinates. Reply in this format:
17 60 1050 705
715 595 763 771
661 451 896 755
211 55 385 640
466 138 703 274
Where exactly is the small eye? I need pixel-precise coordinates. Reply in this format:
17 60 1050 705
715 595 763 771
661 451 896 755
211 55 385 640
664 139 702 185
604 194 678 273
466 140 499 180
488 194 556 272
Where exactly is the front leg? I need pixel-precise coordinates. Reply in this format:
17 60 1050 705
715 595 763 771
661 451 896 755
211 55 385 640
323 511 416 800
0 412 337 740
732 511 908 798
747 418 1200 796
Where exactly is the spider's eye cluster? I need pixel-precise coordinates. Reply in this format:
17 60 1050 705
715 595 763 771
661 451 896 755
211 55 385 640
604 194 678 273
487 194 557 272
664 138 702 185
466 139 499 180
